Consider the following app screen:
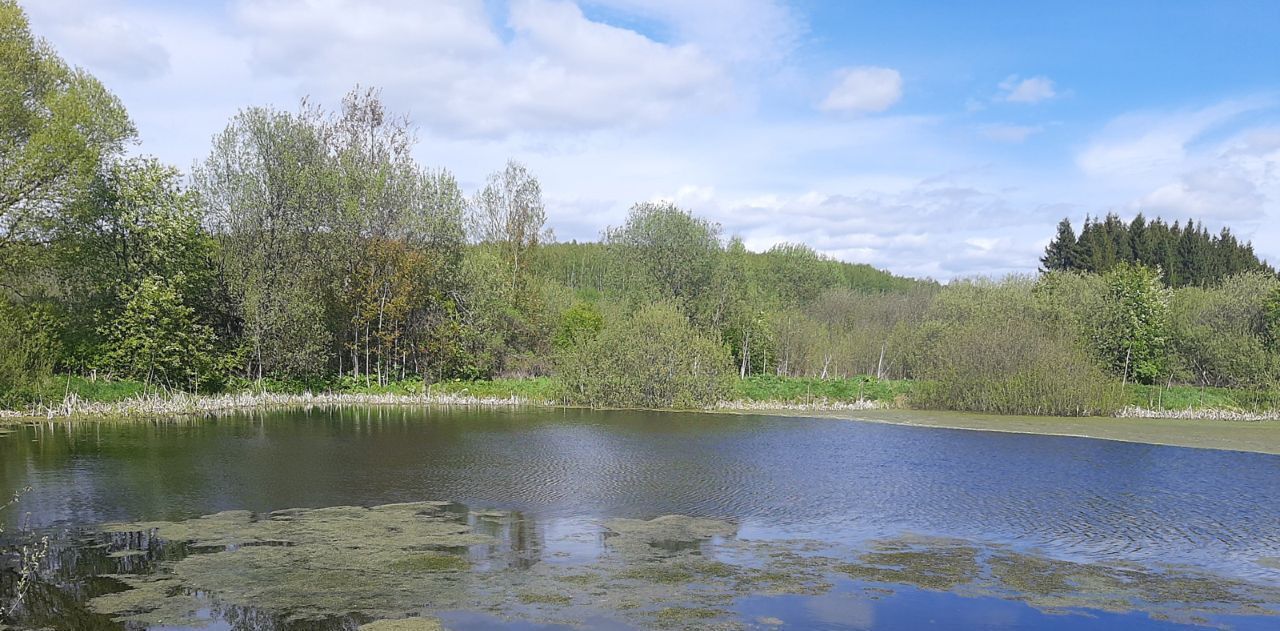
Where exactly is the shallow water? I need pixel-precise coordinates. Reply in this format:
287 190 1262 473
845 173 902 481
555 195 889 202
1 407 1279 629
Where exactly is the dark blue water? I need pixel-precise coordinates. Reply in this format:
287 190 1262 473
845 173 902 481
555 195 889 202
2 407 1279 629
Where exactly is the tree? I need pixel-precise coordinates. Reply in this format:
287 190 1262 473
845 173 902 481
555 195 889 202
194 103 336 379
58 157 222 366
97 276 219 390
471 160 548 295
1040 218 1080 271
1094 264 1171 385
0 0 134 257
605 201 722 320
0 301 54 405
554 301 604 349
1264 285 1280 353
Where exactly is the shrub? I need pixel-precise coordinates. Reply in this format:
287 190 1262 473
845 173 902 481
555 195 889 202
910 277 1123 416
557 302 733 409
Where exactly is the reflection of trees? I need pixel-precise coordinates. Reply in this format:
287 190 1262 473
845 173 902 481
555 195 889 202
467 508 543 569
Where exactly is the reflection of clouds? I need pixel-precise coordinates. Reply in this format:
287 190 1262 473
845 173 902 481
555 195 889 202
804 592 876 629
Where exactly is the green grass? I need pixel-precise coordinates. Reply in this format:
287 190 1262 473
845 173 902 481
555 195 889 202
10 373 1280 416
419 377 558 400
225 376 559 400
1126 383 1280 411
733 375 915 405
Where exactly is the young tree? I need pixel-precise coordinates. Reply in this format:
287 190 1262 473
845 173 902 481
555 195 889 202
1094 264 1171 384
193 103 336 379
1264 285 1280 353
58 157 222 366
471 160 548 295
557 302 733 408
98 275 218 390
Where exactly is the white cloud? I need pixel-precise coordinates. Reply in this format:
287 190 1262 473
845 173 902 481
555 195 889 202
998 75 1057 104
583 0 802 63
232 0 727 137
23 0 171 80
1075 100 1280 263
819 66 903 113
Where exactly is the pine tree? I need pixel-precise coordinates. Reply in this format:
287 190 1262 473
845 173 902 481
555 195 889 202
1040 218 1080 271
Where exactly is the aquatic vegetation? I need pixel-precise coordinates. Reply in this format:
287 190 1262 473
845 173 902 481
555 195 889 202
836 537 980 591
69 504 1280 630
358 617 445 631
653 605 727 624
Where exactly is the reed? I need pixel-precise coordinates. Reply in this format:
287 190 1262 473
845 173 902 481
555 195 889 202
23 390 552 420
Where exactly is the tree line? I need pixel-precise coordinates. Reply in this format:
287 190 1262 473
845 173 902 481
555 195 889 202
2 1 1279 414
1041 214 1273 287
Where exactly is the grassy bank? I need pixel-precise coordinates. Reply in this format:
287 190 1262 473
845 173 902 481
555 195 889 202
3 374 1278 422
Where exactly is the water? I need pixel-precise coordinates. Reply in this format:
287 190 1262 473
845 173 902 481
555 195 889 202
1 407 1279 629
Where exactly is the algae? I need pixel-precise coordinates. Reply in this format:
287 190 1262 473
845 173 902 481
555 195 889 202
76 504 1280 630
654 605 727 624
358 617 446 631
517 591 573 605
836 538 980 591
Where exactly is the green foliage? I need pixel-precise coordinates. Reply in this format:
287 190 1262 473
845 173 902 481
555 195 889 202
1126 383 1280 412
1042 214 1274 287
56 156 223 369
97 276 221 390
910 278 1124 416
558 302 733 409
1169 272 1280 389
0 0 134 255
0 302 54 406
1094 264 1171 385
606 202 723 319
1264 285 1280 353
554 301 604 349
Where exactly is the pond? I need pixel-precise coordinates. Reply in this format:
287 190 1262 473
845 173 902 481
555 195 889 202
1 407 1279 629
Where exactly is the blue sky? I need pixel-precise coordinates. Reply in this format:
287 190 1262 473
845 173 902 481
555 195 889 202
22 0 1280 279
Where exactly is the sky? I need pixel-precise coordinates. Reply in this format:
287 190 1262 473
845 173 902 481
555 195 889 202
22 0 1280 280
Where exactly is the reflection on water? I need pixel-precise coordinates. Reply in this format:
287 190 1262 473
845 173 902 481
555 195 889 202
2 407 1280 629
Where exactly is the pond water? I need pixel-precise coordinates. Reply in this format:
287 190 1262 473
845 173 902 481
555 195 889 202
1 407 1279 629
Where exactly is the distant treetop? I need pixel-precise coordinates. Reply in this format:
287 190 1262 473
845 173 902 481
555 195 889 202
1041 213 1275 287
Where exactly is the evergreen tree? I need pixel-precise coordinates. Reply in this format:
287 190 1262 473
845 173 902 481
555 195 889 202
1040 218 1079 271
1040 214 1274 288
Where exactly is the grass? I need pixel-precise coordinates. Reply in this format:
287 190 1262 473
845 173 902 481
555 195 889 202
733 375 914 405
5 373 1279 419
1126 383 1280 412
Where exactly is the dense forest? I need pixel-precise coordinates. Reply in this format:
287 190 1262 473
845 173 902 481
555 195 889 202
2 1 1279 415
1042 214 1274 287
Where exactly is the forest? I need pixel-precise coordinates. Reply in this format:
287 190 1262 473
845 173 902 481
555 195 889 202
2 1 1279 417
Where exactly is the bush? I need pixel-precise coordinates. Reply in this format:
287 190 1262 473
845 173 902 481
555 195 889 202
910 278 1123 416
0 302 57 407
1169 272 1280 389
557 302 733 409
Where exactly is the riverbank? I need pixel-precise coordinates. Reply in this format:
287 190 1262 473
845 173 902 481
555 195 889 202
3 376 1279 456
762 408 1280 456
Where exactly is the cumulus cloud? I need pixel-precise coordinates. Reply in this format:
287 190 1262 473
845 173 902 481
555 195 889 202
998 75 1057 103
233 0 727 137
22 1 170 80
1075 100 1280 263
818 66 903 113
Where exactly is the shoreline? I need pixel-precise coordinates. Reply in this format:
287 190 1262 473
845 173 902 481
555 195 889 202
3 391 1279 456
772 408 1280 456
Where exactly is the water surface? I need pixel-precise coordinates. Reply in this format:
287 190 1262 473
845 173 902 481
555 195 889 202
1 407 1278 629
